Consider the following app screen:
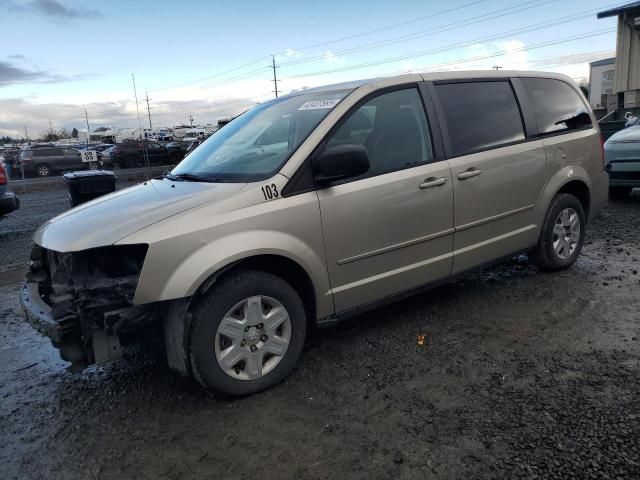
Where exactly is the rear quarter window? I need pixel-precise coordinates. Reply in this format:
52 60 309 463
520 78 592 135
434 81 525 157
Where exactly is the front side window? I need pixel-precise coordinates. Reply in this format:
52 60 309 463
172 90 350 182
435 81 525 157
325 88 433 177
520 78 592 134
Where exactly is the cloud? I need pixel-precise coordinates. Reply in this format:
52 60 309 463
8 54 26 61
284 48 302 58
322 50 346 65
0 59 88 87
0 0 102 19
0 96 258 138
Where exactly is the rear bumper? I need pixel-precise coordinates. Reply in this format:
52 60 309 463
0 191 19 215
606 160 640 187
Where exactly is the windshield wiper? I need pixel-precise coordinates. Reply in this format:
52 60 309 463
163 172 217 183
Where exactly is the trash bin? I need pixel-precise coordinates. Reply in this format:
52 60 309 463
63 170 116 207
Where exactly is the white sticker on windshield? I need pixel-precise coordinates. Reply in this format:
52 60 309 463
298 99 341 111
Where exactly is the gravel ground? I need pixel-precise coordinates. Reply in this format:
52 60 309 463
1 187 639 480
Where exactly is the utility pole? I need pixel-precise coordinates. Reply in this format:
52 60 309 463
48 119 54 138
145 92 153 130
189 115 194 127
24 124 29 141
271 54 280 98
84 109 90 147
131 73 150 179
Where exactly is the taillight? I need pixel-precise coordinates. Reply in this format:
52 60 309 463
0 164 7 185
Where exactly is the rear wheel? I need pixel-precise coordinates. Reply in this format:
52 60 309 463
531 193 585 271
36 163 51 177
189 270 307 396
609 186 632 200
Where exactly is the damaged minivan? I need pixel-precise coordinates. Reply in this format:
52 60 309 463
22 71 608 395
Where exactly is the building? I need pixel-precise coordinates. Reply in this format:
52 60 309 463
588 58 615 110
598 2 640 110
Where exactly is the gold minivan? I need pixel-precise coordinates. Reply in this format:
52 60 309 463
22 71 608 395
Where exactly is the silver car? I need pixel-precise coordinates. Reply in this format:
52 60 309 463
21 71 608 395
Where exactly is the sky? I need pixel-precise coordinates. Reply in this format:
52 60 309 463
0 0 621 138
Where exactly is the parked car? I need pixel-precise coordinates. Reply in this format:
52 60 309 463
604 123 640 198
109 141 182 168
157 131 174 142
0 148 19 175
21 71 608 395
19 147 85 177
0 159 19 216
98 145 117 167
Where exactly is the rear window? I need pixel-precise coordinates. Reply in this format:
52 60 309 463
520 78 592 134
435 81 525 157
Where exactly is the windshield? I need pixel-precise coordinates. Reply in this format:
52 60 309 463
171 89 349 182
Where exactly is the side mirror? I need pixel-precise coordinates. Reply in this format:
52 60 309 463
312 144 369 184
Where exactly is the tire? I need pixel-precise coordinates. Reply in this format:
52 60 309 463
531 193 586 271
609 186 632 200
36 163 51 177
189 270 307 396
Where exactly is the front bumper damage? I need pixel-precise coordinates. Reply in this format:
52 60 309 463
20 243 160 371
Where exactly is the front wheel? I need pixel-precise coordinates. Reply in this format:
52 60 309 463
531 193 586 271
189 270 307 396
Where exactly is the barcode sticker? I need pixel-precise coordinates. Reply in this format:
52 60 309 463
298 99 341 110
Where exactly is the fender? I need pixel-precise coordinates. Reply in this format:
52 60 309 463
533 164 592 227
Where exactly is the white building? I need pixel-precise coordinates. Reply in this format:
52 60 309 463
589 58 616 110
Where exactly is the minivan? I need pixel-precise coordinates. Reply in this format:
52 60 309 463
22 71 608 395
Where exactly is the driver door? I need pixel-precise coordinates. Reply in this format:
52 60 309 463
316 87 454 312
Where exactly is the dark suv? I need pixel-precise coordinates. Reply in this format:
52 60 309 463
110 141 183 168
19 147 85 177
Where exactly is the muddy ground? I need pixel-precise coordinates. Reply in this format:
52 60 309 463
1 186 639 480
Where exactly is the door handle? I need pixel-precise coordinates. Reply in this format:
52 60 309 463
457 168 482 180
419 177 447 189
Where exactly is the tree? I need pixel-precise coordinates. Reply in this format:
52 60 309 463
578 79 590 100
71 128 79 138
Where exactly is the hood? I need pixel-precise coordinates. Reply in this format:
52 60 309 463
34 179 247 252
606 125 640 145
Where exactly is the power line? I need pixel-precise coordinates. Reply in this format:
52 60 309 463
150 55 272 93
285 26 616 79
148 1 489 94
279 0 555 68
415 29 617 73
274 0 488 55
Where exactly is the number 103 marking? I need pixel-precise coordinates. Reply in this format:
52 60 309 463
261 184 279 200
